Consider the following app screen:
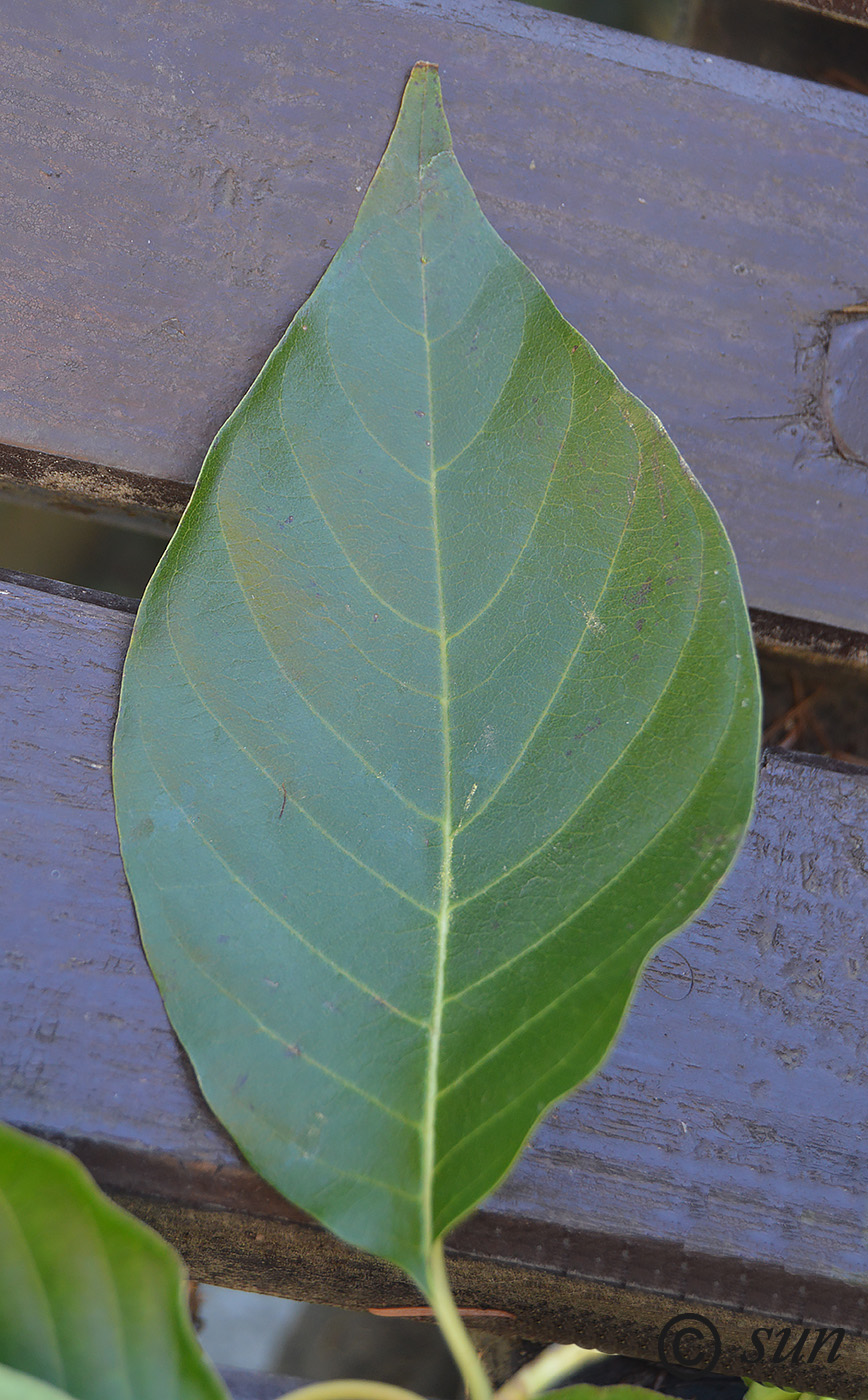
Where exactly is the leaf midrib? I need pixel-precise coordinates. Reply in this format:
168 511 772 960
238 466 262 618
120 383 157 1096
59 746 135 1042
417 79 452 1272
430 654 745 1220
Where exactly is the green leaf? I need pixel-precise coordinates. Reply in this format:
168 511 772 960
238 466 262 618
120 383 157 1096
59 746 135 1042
113 62 759 1292
0 1122 227 1400
0 1364 74 1400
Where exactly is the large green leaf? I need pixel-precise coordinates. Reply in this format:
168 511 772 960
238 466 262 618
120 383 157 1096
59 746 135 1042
113 62 759 1292
0 1123 226 1400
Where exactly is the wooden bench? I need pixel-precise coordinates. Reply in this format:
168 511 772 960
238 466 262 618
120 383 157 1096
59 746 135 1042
3 1 868 1396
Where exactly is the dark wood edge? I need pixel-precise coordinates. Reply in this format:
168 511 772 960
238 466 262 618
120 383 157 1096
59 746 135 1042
750 606 868 668
0 442 187 535
80 1186 868 1399
0 567 140 616
32 1103 868 1340
770 0 868 25
760 743 868 779
4 565 866 674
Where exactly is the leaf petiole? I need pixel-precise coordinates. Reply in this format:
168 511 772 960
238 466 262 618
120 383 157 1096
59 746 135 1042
495 1344 601 1400
427 1240 494 1400
275 1244 493 1400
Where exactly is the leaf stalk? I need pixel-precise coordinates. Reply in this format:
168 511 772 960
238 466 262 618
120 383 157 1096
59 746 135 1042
494 1344 599 1400
427 1240 493 1400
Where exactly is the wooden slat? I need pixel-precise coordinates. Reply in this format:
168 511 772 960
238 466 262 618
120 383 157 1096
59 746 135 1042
771 0 868 23
750 605 868 669
0 0 867 631
3 573 868 1395
0 443 189 535
5 557 867 681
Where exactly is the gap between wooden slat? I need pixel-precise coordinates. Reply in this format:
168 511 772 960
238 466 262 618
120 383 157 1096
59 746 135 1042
3 563 866 673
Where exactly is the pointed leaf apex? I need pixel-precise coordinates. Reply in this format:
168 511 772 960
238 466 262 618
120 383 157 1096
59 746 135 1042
384 60 452 175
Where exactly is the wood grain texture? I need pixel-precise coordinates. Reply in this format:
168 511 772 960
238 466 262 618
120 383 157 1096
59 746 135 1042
3 574 868 1394
0 0 867 630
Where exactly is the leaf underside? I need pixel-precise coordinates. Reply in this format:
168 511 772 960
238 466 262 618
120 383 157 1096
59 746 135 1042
113 63 759 1291
0 1122 225 1400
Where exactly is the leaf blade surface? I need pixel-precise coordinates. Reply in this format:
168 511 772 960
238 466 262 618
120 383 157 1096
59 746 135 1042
0 1123 226 1400
113 63 759 1290
0 1363 76 1400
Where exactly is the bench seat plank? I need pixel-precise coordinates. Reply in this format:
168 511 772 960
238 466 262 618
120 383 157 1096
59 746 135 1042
2 574 868 1395
1 0 867 630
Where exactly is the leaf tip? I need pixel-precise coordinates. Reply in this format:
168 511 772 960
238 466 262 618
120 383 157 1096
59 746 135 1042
396 60 452 167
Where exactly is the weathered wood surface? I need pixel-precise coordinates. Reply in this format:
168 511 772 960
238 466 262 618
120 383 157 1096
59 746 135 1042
1 0 868 631
3 573 868 1394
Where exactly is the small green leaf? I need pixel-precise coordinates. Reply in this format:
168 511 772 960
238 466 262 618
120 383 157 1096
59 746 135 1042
113 62 759 1292
0 1364 75 1400
0 1123 227 1400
